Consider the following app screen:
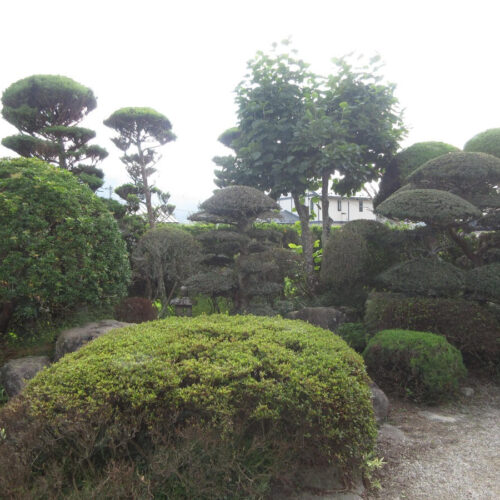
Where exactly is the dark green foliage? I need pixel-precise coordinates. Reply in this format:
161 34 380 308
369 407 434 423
377 258 465 297
104 107 176 227
364 292 500 366
189 186 295 313
374 141 459 207
320 220 399 308
0 315 376 498
2 75 96 131
464 128 500 158
192 185 279 228
396 142 460 181
1 75 107 191
132 225 201 307
407 152 500 209
363 329 467 403
465 263 500 303
114 297 158 323
335 322 368 353
376 188 481 226
0 158 130 335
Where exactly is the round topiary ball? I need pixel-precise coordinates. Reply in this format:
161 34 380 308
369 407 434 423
363 329 467 403
3 315 376 498
464 128 500 159
0 158 130 334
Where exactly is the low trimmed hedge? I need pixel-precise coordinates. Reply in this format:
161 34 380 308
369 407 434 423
363 329 467 403
0 315 376 499
364 292 500 367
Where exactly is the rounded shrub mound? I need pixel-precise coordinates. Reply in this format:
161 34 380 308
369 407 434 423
321 220 398 308
0 158 130 335
363 329 467 403
465 263 500 302
377 258 465 297
0 315 376 499
464 128 500 159
396 141 460 181
364 292 500 367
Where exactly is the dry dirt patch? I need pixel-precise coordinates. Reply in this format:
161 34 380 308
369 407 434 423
368 378 500 500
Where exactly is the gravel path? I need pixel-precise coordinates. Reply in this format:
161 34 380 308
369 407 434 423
369 379 500 500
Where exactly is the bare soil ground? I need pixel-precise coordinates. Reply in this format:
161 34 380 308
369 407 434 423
367 377 500 500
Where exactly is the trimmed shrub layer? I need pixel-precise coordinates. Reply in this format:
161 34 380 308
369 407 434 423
363 329 467 403
0 315 375 499
364 292 500 367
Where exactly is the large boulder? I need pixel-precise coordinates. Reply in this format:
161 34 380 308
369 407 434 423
0 355 51 397
54 319 132 360
286 307 355 332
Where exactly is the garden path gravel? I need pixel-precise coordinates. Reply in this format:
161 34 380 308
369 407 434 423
368 378 500 500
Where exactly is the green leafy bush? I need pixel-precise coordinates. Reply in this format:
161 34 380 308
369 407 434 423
364 292 500 367
335 322 368 353
0 315 376 498
320 220 399 308
377 258 465 297
0 158 130 336
465 263 500 303
363 329 467 403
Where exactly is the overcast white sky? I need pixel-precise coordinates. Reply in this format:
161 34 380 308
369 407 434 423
1 0 499 221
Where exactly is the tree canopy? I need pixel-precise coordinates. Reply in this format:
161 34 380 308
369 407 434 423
1 75 107 191
104 107 176 227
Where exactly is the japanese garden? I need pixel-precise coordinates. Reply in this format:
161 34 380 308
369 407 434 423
0 46 499 499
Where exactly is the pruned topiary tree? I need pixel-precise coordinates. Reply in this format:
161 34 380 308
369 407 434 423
104 107 176 227
377 258 465 297
374 141 459 207
377 152 500 267
1 75 108 191
188 186 298 313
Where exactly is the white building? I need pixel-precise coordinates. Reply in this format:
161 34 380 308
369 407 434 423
278 192 375 225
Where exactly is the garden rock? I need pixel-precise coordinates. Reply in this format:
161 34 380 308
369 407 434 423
0 355 51 397
54 319 132 360
286 307 355 331
370 381 390 424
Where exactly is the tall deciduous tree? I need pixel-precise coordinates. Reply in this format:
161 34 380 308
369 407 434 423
214 45 319 284
299 57 406 243
1 75 108 191
104 107 176 227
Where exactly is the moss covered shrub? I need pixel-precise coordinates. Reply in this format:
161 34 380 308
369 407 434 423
377 258 465 297
364 292 500 367
363 329 467 403
0 315 376 499
0 158 130 336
